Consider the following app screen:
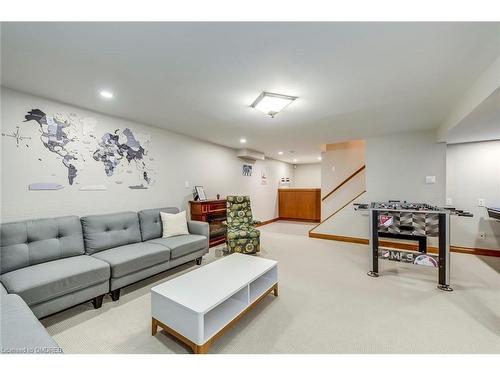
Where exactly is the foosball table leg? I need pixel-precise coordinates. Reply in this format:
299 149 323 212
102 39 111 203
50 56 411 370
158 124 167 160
368 209 379 278
437 213 453 292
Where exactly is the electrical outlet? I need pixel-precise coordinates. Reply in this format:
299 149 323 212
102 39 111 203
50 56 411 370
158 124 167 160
446 197 453 206
425 176 436 184
478 198 485 207
478 232 486 239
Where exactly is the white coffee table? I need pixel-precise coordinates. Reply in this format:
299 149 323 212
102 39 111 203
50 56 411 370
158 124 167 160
151 253 278 354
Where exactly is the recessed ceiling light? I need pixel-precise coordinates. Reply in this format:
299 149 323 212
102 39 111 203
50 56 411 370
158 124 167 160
250 92 298 118
240 138 247 144
317 156 322 161
293 158 298 163
100 90 114 99
278 151 284 155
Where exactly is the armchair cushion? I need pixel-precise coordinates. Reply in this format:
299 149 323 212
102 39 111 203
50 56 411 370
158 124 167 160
227 228 260 240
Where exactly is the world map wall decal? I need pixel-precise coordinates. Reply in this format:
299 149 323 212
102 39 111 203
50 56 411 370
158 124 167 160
23 108 155 189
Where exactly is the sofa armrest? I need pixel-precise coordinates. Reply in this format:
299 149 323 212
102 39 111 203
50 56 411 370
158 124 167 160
187 220 209 238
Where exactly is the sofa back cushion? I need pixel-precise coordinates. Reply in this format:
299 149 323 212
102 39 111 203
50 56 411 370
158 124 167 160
81 212 141 254
138 207 179 241
0 216 84 274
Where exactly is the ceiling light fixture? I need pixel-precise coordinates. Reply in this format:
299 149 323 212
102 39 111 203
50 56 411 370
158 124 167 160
317 156 322 161
100 90 114 99
278 151 284 155
250 92 298 118
240 138 247 144
293 158 298 163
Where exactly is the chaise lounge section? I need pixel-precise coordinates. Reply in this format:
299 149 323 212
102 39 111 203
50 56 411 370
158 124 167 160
0 216 110 318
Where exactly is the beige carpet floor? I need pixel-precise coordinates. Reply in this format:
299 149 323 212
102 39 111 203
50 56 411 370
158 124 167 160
42 221 500 353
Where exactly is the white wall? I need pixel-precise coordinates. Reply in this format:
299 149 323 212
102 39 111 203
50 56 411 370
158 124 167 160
293 163 321 188
366 129 446 205
0 88 293 222
446 141 500 250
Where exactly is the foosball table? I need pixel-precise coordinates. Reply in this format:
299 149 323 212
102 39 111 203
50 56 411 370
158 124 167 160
354 201 473 291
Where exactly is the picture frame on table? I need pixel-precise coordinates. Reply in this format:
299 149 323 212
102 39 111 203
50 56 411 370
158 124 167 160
194 185 207 201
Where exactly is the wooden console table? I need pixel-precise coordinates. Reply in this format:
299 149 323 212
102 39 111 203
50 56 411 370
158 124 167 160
278 188 321 222
189 199 227 247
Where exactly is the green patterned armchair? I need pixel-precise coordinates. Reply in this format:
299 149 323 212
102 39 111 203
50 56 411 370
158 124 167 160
225 195 260 254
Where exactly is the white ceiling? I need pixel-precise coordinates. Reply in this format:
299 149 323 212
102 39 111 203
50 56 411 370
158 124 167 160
2 22 499 163
447 87 500 144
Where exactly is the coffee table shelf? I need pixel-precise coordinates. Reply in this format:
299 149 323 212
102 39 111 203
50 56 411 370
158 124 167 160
204 295 247 341
151 253 278 354
250 267 277 303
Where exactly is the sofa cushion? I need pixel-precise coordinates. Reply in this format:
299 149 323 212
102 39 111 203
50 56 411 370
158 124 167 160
148 234 206 259
1 216 85 274
1 294 61 353
81 211 142 254
0 255 110 306
138 207 179 241
91 242 171 278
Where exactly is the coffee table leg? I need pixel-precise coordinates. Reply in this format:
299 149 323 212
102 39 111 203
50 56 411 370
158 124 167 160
194 343 209 354
152 318 158 336
273 283 279 297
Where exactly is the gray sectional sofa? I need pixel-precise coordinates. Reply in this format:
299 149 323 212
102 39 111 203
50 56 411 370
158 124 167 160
0 206 209 353
1 294 62 354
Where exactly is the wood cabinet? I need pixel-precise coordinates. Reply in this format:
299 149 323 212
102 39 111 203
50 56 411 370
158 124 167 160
189 199 227 247
278 188 321 222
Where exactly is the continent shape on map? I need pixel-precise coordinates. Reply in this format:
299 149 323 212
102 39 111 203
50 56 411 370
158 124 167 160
93 128 153 186
24 109 83 185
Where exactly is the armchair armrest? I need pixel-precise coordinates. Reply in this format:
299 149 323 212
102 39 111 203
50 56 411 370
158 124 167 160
187 220 209 238
252 219 261 226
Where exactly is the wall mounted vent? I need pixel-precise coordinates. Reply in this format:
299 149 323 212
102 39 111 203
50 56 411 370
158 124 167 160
237 149 265 161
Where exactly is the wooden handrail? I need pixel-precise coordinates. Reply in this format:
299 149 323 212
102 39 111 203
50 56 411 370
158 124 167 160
322 165 366 201
310 190 366 233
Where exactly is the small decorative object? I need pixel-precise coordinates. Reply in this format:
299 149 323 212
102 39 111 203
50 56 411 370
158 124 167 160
194 185 207 201
2 126 31 148
279 177 291 187
79 185 107 191
261 170 267 185
28 182 64 190
242 164 252 176
216 193 220 200
215 246 225 257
